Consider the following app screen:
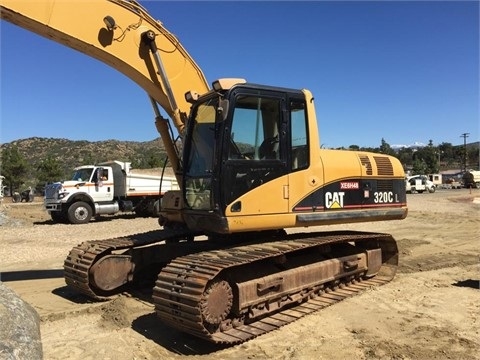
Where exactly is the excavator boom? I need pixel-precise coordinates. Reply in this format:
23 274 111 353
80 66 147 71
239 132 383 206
0 0 210 175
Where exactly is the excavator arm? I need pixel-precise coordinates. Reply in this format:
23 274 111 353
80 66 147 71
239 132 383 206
0 0 210 176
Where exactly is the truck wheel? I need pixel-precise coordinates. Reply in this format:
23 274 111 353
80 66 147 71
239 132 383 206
51 211 67 223
68 202 92 224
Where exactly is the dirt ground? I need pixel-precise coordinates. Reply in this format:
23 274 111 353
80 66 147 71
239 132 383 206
0 189 479 360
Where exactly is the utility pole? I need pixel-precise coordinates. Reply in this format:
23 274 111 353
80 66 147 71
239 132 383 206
460 132 469 172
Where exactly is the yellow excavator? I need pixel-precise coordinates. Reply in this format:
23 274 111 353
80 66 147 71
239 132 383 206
1 0 407 344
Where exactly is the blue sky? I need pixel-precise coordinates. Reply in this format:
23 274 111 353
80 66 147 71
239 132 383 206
1 1 478 148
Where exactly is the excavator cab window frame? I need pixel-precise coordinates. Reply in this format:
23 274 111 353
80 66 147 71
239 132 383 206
183 95 219 211
289 98 310 171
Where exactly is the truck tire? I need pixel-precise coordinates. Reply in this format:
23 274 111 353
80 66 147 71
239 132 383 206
134 208 150 217
68 201 92 224
51 211 68 223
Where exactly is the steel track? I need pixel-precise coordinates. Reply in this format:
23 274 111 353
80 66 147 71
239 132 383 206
64 228 190 300
153 232 397 344
64 230 397 343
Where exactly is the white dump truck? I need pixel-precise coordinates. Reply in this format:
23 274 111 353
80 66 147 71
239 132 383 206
405 175 436 194
44 160 179 224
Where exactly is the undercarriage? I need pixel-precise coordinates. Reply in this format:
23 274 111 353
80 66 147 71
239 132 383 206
64 230 398 343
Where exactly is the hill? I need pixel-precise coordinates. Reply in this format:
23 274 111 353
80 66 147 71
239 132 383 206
1 137 174 184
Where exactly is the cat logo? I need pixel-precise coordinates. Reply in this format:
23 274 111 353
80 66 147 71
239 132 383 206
325 191 345 209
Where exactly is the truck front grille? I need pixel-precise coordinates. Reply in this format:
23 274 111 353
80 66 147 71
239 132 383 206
44 184 61 200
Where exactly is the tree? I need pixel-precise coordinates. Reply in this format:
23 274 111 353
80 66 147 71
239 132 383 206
133 148 165 168
421 140 439 174
466 144 479 170
379 138 395 156
78 152 96 166
456 146 467 171
411 157 427 175
396 147 414 168
1 145 29 194
36 156 64 190
438 142 455 168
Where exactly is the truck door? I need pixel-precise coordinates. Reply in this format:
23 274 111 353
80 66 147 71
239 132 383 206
91 167 113 201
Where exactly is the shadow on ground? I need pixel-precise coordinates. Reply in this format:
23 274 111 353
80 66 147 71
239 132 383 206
453 279 479 289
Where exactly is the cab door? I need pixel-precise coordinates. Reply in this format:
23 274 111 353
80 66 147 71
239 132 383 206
221 89 289 215
90 167 113 202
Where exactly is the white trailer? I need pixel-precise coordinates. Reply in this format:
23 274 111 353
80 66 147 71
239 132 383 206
428 174 442 186
44 160 179 224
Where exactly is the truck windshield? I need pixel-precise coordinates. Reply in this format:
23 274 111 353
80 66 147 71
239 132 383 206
184 97 217 210
71 168 93 182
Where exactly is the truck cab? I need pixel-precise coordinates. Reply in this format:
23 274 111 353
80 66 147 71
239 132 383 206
44 165 116 223
405 175 436 194
67 165 114 202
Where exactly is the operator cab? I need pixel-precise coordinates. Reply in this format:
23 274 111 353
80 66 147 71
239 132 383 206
182 79 310 233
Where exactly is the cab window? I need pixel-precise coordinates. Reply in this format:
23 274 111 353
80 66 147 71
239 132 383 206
228 96 280 160
290 100 309 170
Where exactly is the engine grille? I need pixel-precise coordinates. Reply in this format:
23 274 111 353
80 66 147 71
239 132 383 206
377 179 394 191
359 155 373 175
374 156 394 176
